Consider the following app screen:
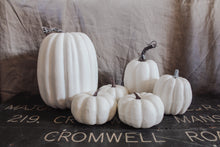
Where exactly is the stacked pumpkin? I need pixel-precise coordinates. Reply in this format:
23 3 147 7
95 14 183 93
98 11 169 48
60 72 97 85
37 31 192 128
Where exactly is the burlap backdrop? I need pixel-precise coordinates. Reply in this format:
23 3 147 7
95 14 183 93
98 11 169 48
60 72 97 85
1 0 220 101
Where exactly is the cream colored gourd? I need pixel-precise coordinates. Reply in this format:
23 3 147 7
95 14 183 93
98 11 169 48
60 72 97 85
71 91 117 125
118 92 164 128
37 32 98 109
153 69 192 115
124 41 159 93
98 79 129 101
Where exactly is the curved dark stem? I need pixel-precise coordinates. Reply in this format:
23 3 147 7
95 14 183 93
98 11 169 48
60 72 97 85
111 77 116 87
139 41 157 62
134 92 141 100
93 89 99 96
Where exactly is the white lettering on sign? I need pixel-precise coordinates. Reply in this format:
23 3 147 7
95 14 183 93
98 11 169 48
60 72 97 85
106 133 122 143
53 116 75 124
58 129 72 142
187 104 220 112
44 131 59 142
7 114 40 124
88 133 104 143
139 133 152 143
71 132 87 142
43 131 167 143
174 115 220 123
4 104 51 111
125 132 138 143
185 130 220 143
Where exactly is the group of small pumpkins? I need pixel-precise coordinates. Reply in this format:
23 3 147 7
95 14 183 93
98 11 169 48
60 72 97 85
37 32 192 128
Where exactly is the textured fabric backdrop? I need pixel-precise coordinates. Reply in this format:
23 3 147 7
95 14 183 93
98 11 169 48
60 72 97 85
0 0 220 102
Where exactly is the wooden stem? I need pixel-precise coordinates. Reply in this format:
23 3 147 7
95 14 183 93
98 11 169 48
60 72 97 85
42 27 62 35
139 41 157 62
111 77 116 87
134 92 141 100
174 69 179 78
93 89 99 96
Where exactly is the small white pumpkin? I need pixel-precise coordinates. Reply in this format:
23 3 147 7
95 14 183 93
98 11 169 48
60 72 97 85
71 90 117 125
118 92 164 128
37 32 98 109
153 69 192 115
98 79 129 101
124 41 159 93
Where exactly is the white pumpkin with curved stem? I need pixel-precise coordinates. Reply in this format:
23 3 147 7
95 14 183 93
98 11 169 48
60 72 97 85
71 91 117 125
153 69 192 115
124 41 159 93
98 79 129 101
118 92 164 128
37 32 98 109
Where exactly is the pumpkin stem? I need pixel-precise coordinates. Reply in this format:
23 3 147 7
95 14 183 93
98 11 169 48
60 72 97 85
134 92 141 100
111 77 116 87
93 89 99 96
174 69 179 78
139 41 157 62
42 26 62 35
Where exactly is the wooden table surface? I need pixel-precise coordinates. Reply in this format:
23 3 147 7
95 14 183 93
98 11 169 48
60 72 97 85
0 93 219 147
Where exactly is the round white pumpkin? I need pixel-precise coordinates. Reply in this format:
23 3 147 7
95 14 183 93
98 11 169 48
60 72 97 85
124 42 159 93
153 69 192 115
124 59 159 93
37 32 98 109
118 92 164 128
98 80 128 101
71 91 117 125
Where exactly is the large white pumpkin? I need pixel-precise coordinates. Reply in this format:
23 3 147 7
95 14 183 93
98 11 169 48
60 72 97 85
71 91 117 125
118 92 164 128
153 69 192 115
37 32 98 109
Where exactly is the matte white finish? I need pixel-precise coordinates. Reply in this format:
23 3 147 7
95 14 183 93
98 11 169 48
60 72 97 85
37 32 98 109
153 74 192 115
98 84 128 101
71 91 117 125
124 59 159 93
118 93 164 128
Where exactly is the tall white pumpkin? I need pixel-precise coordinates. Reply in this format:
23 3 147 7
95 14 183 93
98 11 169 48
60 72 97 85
37 32 98 109
124 41 159 93
153 69 192 115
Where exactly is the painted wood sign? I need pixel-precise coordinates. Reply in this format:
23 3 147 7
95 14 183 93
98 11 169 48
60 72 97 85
0 93 220 147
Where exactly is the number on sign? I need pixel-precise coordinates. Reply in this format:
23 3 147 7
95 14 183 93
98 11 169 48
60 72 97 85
7 114 40 123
